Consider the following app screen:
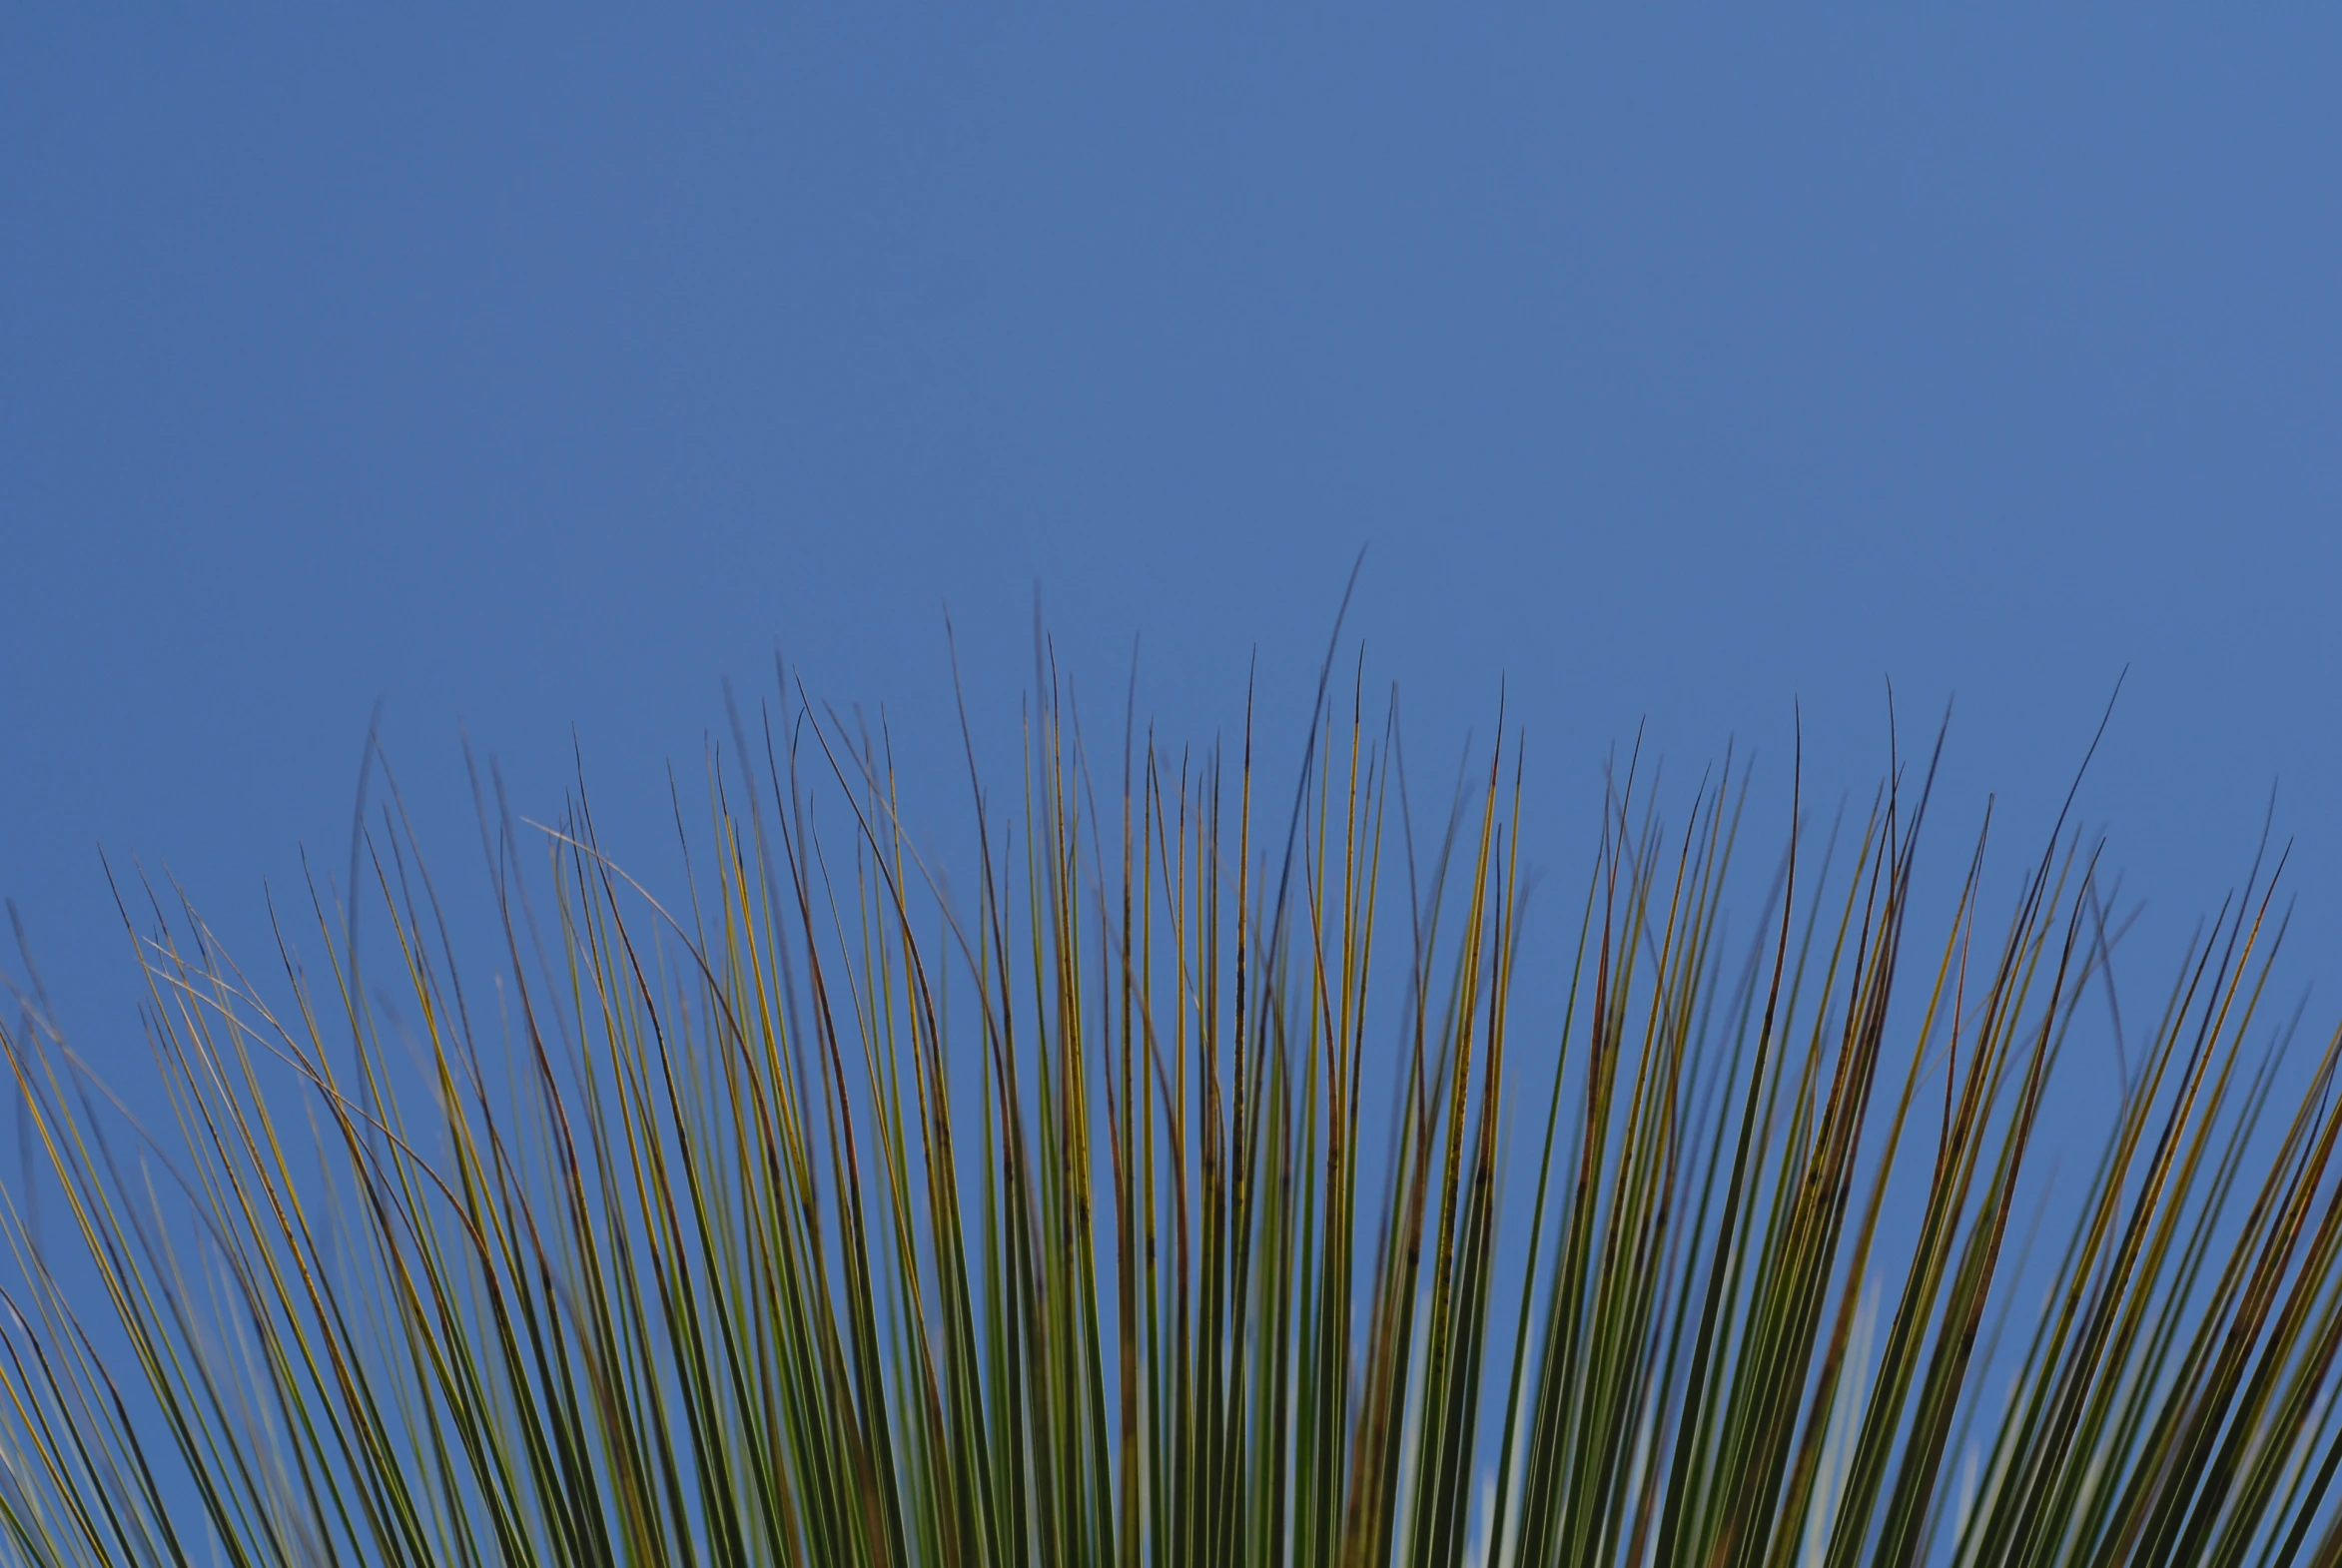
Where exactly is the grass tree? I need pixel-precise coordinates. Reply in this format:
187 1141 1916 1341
0 644 2337 1567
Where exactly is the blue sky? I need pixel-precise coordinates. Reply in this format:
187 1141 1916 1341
3 11 2337 1128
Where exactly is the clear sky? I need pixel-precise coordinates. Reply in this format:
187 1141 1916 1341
3 12 2337 1131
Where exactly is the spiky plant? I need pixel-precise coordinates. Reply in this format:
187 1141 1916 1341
0 645 2337 1568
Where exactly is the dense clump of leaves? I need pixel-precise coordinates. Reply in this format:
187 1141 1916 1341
0 655 2338 1568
